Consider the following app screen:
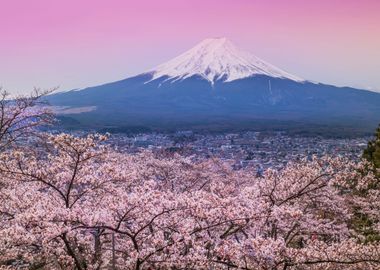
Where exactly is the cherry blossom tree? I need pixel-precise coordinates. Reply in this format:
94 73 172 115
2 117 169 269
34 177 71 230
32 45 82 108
0 133 379 269
0 88 53 150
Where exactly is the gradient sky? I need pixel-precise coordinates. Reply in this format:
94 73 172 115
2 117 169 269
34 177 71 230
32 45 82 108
1 0 379 95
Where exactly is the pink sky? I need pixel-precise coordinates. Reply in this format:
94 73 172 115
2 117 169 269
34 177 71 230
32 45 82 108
1 0 379 94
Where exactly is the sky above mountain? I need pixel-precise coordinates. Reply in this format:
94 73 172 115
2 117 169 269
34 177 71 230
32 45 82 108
0 0 379 95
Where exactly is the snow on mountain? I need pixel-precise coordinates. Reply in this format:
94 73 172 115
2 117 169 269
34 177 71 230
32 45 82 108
148 37 303 84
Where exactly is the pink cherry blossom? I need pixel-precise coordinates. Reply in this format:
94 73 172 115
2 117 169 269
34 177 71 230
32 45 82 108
0 133 379 269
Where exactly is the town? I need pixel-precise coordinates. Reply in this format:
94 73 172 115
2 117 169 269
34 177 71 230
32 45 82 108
100 131 370 171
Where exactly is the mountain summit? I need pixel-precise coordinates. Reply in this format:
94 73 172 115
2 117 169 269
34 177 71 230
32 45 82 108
148 37 303 84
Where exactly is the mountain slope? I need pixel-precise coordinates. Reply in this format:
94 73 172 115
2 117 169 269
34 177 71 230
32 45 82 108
46 38 380 135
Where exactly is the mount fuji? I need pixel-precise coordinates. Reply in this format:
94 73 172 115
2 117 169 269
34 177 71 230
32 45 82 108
47 38 380 135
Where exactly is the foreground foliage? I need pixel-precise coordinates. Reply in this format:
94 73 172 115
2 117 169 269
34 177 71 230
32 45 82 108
0 89 53 151
0 133 379 270
364 124 380 170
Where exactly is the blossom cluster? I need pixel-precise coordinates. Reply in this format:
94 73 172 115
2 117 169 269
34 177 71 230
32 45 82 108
0 134 379 269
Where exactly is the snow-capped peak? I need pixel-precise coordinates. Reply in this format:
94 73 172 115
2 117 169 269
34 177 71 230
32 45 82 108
148 37 303 84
